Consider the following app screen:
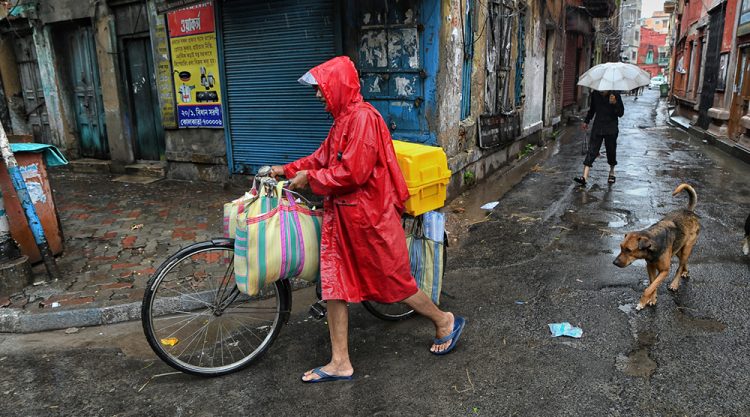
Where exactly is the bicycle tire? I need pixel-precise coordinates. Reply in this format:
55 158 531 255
141 238 290 377
363 231 448 321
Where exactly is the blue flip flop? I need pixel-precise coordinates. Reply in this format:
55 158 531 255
431 315 466 356
301 367 354 383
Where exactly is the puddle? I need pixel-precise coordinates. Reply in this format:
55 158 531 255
675 308 727 332
623 187 651 197
618 303 634 314
458 144 557 225
616 330 658 378
616 349 658 378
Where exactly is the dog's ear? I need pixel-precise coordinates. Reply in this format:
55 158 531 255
637 236 652 250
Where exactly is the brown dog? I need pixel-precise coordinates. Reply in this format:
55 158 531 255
613 184 701 310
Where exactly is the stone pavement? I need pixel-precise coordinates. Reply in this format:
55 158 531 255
0 170 250 332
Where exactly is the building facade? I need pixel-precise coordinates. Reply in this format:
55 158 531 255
637 26 668 77
667 0 750 159
0 0 619 195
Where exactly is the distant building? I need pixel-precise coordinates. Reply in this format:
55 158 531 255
637 27 668 77
619 0 642 64
642 11 671 34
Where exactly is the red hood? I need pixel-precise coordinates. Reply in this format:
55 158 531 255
309 56 363 119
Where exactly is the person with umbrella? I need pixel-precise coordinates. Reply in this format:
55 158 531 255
573 90 624 185
573 62 649 186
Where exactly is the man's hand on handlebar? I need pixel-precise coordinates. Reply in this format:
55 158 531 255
269 165 285 179
288 170 309 190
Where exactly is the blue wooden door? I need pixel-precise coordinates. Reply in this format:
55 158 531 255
68 27 109 158
357 0 435 144
124 37 165 160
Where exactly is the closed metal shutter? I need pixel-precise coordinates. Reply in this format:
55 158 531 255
221 0 336 173
562 34 578 107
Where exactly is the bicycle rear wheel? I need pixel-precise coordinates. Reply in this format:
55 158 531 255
141 238 290 377
362 230 448 322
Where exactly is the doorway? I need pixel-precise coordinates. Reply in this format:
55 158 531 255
729 48 750 140
66 26 109 158
123 37 165 160
12 33 53 144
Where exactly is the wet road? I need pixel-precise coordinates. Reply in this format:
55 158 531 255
1 89 749 416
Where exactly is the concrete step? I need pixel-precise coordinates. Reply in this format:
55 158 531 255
124 161 167 178
67 158 111 174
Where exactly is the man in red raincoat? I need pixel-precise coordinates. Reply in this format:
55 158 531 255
271 56 465 383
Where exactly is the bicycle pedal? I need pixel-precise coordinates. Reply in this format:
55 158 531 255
309 301 327 320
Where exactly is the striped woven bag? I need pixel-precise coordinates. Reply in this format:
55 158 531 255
223 190 257 239
233 184 322 296
405 211 445 305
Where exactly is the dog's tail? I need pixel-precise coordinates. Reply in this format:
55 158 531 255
672 183 697 211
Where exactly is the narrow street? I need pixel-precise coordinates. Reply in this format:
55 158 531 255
1 89 749 416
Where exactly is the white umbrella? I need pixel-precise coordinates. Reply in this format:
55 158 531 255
577 62 652 91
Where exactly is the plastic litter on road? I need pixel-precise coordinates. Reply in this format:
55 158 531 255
481 201 499 210
548 322 583 338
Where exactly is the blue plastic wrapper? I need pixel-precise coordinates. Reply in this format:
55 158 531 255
548 322 583 338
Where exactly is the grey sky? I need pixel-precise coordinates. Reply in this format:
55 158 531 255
641 0 664 18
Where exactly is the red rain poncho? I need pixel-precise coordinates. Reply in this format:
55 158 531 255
283 56 418 303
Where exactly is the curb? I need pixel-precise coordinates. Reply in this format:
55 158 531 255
0 301 141 333
668 115 750 165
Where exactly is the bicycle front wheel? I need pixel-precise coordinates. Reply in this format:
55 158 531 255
141 238 290 377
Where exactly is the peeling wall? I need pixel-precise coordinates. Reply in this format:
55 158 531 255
38 0 91 23
94 2 133 168
0 37 30 136
165 128 227 181
31 23 73 153
435 0 464 156
522 1 545 135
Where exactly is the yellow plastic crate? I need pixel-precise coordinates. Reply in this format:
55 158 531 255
392 140 452 216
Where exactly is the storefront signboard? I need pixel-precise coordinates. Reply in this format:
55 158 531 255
167 1 223 128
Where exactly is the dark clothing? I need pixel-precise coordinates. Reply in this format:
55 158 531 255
585 92 624 136
584 133 617 167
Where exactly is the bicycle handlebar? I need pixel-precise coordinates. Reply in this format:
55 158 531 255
254 165 317 208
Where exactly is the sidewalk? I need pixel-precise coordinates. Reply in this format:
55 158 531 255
0 170 247 332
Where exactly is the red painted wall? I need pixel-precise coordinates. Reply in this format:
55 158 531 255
723 0 738 52
638 27 667 77
679 0 705 39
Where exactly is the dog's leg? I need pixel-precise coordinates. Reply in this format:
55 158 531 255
638 270 670 310
669 239 696 291
645 263 659 305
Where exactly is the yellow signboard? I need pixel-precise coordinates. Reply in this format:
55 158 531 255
168 2 223 128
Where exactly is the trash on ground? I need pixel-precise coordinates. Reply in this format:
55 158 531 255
481 201 499 210
51 302 60 308
131 224 144 230
548 322 583 338
160 337 179 347
515 300 526 305
64 327 79 334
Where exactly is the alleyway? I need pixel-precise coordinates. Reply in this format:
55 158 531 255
1 89 749 416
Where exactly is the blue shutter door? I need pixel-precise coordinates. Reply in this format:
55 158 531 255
220 0 336 173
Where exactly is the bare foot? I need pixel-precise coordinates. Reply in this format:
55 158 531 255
430 312 455 354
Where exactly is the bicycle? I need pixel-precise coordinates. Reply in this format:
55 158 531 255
141 167 446 377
